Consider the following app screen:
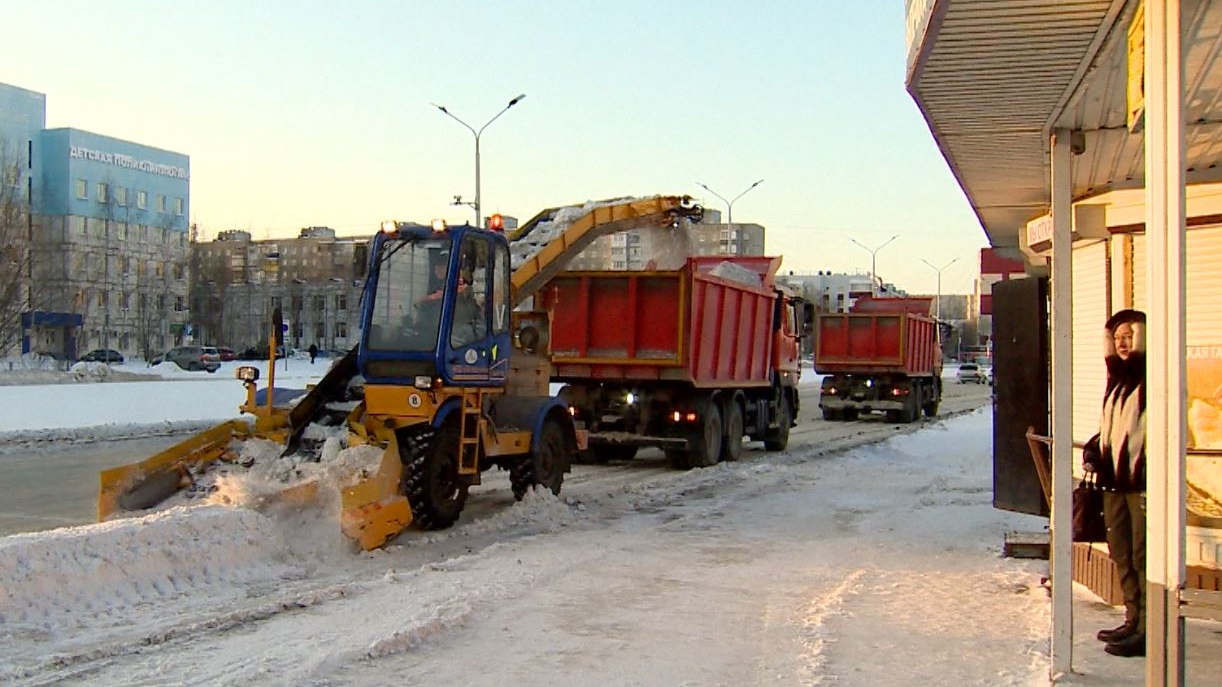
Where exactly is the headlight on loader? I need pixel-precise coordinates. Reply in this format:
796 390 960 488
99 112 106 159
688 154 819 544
236 365 260 382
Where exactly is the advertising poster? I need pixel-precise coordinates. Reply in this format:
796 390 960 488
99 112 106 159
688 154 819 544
1187 345 1222 450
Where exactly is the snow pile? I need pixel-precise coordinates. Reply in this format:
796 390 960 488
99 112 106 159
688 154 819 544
415 487 576 546
707 260 763 288
0 505 291 631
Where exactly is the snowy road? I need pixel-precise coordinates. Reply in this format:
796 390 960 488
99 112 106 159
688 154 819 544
0 382 993 538
0 384 1044 687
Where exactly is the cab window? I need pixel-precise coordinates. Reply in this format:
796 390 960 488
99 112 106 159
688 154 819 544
450 236 490 348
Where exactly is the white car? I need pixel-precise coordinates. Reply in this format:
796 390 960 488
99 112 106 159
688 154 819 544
957 363 986 384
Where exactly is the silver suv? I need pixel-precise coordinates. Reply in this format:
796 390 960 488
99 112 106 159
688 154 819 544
166 346 221 372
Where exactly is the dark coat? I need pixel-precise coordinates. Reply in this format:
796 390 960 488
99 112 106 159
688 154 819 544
1084 309 1146 492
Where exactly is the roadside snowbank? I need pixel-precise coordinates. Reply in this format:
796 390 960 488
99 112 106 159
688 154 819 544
0 505 293 631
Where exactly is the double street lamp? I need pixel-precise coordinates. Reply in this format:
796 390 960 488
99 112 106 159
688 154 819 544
849 234 899 297
920 256 960 322
432 93 527 228
695 179 765 255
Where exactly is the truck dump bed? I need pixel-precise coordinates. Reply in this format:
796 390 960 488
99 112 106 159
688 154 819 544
544 256 780 388
815 298 940 376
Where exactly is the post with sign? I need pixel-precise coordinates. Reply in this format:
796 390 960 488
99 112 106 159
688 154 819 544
281 319 290 373
269 309 283 415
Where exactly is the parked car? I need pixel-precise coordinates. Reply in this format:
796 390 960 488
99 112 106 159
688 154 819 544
956 362 986 384
216 346 237 361
80 348 124 364
165 346 221 373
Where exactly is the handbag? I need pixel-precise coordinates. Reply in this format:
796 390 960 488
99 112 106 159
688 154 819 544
1072 474 1107 543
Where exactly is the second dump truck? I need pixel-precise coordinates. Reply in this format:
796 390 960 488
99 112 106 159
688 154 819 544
815 296 942 423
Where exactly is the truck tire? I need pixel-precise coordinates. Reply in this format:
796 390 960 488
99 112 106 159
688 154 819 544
764 394 791 451
402 423 468 530
511 417 569 499
688 403 723 468
721 401 744 462
842 408 859 422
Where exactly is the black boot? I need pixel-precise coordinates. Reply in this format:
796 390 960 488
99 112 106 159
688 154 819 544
1105 632 1146 657
1096 620 1137 643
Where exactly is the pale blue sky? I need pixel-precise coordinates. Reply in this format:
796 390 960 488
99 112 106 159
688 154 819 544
9 0 987 294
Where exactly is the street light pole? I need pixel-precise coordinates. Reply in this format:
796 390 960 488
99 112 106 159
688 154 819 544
432 93 527 227
920 256 960 321
848 234 899 296
695 179 764 255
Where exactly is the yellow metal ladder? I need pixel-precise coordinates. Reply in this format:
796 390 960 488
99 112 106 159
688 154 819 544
458 388 483 476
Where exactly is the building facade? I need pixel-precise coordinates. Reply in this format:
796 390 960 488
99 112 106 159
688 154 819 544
0 81 191 360
190 227 368 353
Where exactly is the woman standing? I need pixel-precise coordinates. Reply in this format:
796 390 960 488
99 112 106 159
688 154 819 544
1084 309 1147 658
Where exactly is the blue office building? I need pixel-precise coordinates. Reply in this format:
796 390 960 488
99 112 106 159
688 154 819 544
0 82 191 360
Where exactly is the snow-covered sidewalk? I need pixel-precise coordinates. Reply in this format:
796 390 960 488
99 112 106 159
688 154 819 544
1 409 1066 686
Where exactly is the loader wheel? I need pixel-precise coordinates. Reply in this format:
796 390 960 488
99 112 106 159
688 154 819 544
721 401 744 462
511 417 569 500
402 423 468 530
764 393 791 451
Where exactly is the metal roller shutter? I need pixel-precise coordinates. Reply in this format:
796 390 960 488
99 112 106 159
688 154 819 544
1186 225 1222 345
1129 225 1222 343
1073 240 1110 444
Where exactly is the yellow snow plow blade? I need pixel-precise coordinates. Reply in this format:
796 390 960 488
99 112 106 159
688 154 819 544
97 419 253 521
338 435 413 550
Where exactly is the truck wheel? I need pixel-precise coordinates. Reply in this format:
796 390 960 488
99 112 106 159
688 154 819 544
842 408 859 422
721 401 744 461
688 404 723 468
402 423 468 530
511 417 569 499
899 396 918 423
764 394 791 451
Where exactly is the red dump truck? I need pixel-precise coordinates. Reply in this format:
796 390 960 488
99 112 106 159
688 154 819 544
815 296 942 423
542 256 812 468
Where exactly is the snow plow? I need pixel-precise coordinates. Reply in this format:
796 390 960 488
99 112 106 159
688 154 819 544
98 195 702 550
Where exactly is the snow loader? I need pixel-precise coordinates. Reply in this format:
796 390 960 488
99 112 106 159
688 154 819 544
98 196 703 549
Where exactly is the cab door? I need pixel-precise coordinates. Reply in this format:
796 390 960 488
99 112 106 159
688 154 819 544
443 233 511 386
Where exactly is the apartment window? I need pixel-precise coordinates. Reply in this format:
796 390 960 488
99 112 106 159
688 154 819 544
117 225 127 240
97 291 106 307
137 190 147 209
96 182 109 203
337 322 348 338
174 197 184 216
337 294 347 311
315 322 325 339
157 295 165 310
75 179 87 199
115 187 127 206
156 194 166 213
120 293 130 310
313 295 325 311
174 296 184 312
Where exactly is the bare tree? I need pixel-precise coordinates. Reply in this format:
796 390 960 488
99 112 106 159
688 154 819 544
0 142 32 356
